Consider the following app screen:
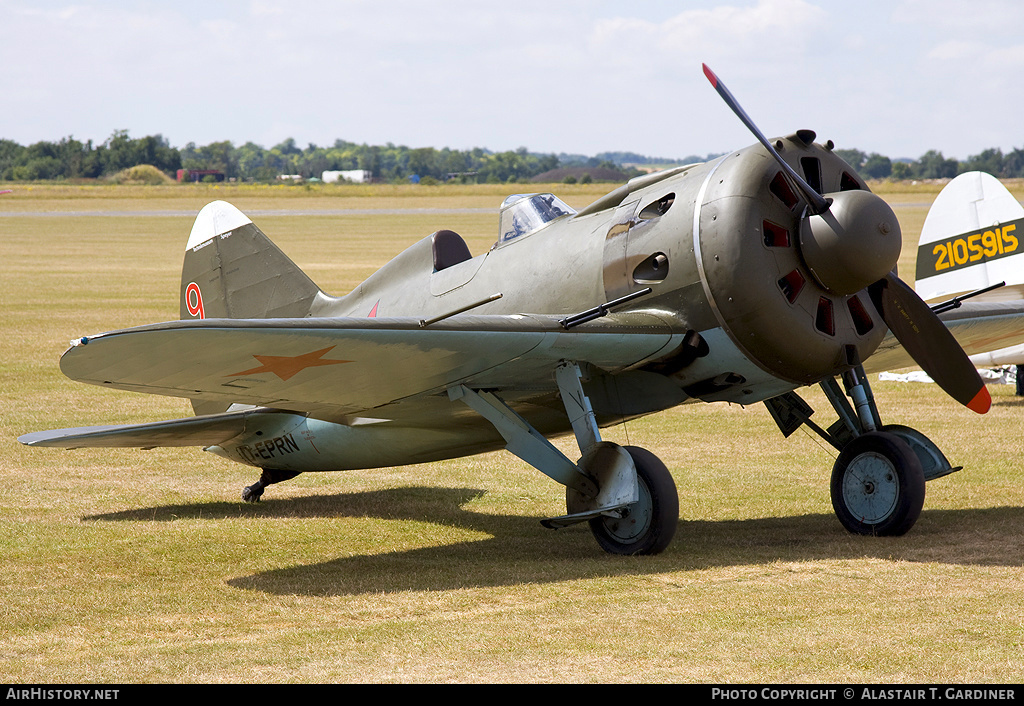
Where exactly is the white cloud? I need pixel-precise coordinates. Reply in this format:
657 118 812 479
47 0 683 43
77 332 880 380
927 41 985 62
590 0 828 66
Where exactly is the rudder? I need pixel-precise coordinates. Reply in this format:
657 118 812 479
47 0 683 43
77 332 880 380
181 201 323 321
181 201 325 415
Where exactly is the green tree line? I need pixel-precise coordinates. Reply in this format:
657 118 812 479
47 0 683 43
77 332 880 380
0 132 568 183
833 148 1024 180
0 131 181 181
4 130 1024 183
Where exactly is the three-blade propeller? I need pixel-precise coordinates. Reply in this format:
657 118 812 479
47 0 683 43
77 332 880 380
702 63 990 414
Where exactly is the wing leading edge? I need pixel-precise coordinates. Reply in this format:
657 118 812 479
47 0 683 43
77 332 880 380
863 300 1024 375
55 313 681 423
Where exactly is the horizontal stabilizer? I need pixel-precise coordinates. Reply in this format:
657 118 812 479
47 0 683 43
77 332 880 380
18 408 272 449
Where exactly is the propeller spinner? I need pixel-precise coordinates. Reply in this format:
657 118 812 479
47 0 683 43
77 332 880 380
702 63 990 414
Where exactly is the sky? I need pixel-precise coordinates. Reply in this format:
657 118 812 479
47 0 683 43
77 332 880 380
3 0 1024 161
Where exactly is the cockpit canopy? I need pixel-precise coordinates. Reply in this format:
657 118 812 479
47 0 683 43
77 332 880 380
497 193 575 245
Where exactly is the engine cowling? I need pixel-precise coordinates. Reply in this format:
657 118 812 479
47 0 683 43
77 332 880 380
694 133 895 385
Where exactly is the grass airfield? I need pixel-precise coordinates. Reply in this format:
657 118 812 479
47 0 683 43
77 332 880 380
2 182 1023 683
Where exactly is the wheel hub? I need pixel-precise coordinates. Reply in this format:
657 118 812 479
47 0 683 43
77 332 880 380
596 480 652 543
842 451 900 524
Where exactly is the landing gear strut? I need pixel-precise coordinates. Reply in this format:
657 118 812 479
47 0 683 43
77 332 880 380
450 360 679 555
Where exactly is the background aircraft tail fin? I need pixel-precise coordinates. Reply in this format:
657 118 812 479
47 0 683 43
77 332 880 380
916 172 1024 302
180 201 325 414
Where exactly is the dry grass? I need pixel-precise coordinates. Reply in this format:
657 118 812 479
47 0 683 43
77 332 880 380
1 184 1022 683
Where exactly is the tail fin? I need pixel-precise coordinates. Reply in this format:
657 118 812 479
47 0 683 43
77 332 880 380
181 201 322 321
916 172 1024 302
181 201 324 415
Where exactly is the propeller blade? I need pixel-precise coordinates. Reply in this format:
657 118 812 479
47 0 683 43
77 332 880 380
702 63 831 215
702 63 988 413
869 273 991 414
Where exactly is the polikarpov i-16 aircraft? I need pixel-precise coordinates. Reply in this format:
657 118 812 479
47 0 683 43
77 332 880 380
20 66 1020 556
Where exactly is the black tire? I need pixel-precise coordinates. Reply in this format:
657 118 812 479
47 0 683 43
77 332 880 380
589 446 678 555
830 431 925 536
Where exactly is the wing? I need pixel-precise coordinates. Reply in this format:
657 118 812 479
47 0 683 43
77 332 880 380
863 300 1024 374
56 313 681 423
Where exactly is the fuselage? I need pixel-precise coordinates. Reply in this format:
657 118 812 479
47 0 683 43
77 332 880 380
211 135 896 473
318 135 887 403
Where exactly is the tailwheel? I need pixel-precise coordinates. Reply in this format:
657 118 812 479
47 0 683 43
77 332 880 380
589 446 678 555
242 481 265 503
241 468 301 503
830 431 925 536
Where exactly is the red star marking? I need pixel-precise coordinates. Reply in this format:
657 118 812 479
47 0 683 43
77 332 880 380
228 346 350 381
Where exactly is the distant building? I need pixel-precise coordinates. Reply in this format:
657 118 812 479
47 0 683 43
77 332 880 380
322 169 370 184
177 169 225 183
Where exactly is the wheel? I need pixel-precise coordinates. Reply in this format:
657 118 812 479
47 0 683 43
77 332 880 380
830 431 925 536
588 446 678 555
241 482 264 503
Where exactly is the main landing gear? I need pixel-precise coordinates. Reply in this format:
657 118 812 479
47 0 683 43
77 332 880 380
766 364 958 536
830 431 924 536
450 361 678 555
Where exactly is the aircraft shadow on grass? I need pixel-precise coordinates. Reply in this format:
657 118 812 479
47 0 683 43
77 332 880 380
84 485 1024 596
